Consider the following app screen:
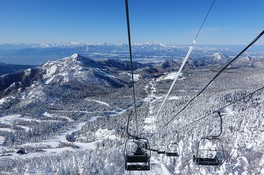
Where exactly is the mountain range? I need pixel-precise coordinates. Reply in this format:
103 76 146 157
1 51 261 99
1 43 263 65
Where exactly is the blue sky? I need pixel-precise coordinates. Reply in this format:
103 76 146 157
0 0 263 45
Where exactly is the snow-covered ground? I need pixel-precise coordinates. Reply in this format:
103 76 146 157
0 114 41 132
156 72 184 82
85 98 110 107
0 97 7 105
0 114 22 124
0 54 263 174
16 122 87 149
0 136 4 145
43 112 74 122
95 128 117 140
137 80 176 174
143 80 160 134
125 72 141 81
0 128 13 132
168 96 181 101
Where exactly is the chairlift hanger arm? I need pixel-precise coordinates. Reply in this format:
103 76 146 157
125 0 139 138
126 111 138 139
205 111 223 139
215 111 223 138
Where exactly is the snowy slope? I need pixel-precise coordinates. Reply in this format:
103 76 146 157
212 52 230 61
0 53 263 175
41 53 127 87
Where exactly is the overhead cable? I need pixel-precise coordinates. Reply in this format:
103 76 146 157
154 0 216 134
158 30 264 133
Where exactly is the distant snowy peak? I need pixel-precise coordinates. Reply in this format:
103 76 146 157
239 56 253 61
70 53 92 62
71 53 79 60
1 53 146 98
134 42 165 47
211 52 230 60
0 54 134 98
43 53 98 70
41 54 126 86
184 58 199 68
133 42 166 52
161 59 180 69
233 55 255 67
68 53 146 71
70 53 98 67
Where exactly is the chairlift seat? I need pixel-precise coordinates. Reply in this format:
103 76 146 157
126 155 150 162
125 154 150 170
193 155 220 166
166 152 179 157
125 164 150 170
157 150 166 154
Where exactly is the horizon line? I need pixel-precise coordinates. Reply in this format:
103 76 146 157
0 42 263 47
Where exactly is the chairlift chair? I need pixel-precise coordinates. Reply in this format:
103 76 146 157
156 144 166 154
193 111 224 166
124 138 151 171
166 142 180 157
150 135 166 154
165 131 180 157
193 137 224 166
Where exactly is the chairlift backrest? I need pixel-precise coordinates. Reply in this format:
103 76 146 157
124 137 151 171
193 137 224 166
164 131 180 157
166 142 180 157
